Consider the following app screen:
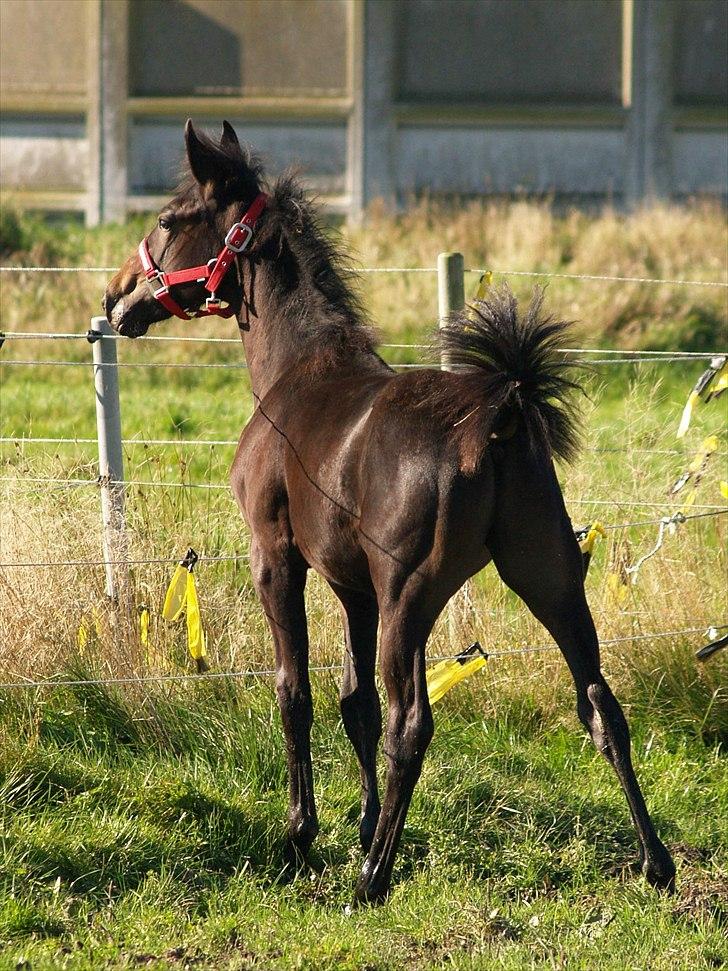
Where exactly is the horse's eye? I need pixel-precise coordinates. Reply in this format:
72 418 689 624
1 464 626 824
158 216 172 231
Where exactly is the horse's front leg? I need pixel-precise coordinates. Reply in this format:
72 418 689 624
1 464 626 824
250 540 318 862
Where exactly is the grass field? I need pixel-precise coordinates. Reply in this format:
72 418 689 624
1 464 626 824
0 199 727 969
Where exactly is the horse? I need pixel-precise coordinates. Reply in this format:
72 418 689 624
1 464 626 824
103 120 676 904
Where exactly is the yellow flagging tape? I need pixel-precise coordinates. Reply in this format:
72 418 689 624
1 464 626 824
162 549 208 670
77 606 102 655
677 356 727 438
162 564 187 621
606 573 630 608
574 521 606 577
670 434 720 514
467 271 493 321
427 642 487 704
185 571 206 663
139 606 150 646
721 481 728 500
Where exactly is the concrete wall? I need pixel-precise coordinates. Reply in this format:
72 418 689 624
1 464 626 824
0 0 725 222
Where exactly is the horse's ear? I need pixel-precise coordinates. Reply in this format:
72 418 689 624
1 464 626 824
220 120 240 153
184 118 220 186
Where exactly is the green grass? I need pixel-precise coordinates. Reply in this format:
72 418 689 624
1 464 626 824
0 201 727 968
1 678 727 970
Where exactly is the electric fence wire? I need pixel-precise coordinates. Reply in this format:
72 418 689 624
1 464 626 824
0 508 725 570
1 624 726 692
1 264 727 288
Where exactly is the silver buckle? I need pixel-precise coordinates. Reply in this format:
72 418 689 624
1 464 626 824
224 222 253 253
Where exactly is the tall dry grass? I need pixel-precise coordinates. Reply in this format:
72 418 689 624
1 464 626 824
0 201 726 737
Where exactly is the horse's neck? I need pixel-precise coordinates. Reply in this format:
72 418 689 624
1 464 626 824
238 260 375 400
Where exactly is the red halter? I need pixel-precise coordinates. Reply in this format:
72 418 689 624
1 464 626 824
137 192 268 320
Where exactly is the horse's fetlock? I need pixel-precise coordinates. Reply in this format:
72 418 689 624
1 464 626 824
289 811 319 848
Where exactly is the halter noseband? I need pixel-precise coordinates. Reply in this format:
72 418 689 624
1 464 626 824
137 192 268 320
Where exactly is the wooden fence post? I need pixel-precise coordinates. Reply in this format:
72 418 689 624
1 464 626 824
89 315 128 601
438 252 465 371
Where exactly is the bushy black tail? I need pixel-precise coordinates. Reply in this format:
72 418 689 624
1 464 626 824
439 285 583 462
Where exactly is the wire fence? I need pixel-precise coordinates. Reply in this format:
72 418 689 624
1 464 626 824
1 624 725 692
3 435 727 458
2 331 727 363
2 263 728 288
0 508 725 570
1 258 725 711
2 355 723 368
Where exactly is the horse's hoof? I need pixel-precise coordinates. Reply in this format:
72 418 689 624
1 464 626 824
642 848 676 893
282 839 308 875
288 815 319 858
351 865 390 908
350 883 388 908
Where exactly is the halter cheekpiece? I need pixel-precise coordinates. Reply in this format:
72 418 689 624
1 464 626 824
138 192 268 320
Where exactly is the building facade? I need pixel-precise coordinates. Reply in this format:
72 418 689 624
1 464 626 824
0 0 726 223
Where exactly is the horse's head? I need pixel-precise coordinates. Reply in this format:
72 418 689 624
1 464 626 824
103 120 266 337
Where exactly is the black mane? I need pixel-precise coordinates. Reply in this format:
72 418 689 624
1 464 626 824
176 128 378 358
271 175 365 323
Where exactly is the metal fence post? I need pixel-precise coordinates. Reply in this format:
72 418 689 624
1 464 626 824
438 252 465 371
89 315 127 600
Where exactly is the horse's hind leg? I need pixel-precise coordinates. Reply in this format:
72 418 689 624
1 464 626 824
488 499 676 890
250 541 318 863
330 583 381 851
353 604 435 905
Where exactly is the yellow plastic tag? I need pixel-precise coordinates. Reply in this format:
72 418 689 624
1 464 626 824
473 271 492 303
606 572 630 608
77 606 102 655
720 481 728 500
139 606 150 646
162 564 188 621
671 434 719 502
680 487 698 511
704 359 728 401
677 389 699 439
466 272 492 322
185 571 206 662
427 655 487 704
578 521 606 556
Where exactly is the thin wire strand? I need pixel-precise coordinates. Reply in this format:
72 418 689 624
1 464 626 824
0 509 724 569
1 331 725 361
5 437 725 457
0 551 249 568
2 264 727 287
1 360 250 370
0 624 724 692
1 436 239 447
0 475 230 490
1 475 726 511
1 354 721 369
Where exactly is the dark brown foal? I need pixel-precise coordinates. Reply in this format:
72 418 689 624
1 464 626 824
103 120 675 904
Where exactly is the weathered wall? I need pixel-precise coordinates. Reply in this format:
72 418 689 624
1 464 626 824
0 0 725 222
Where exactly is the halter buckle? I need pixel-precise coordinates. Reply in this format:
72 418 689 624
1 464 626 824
224 222 253 253
204 295 223 313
